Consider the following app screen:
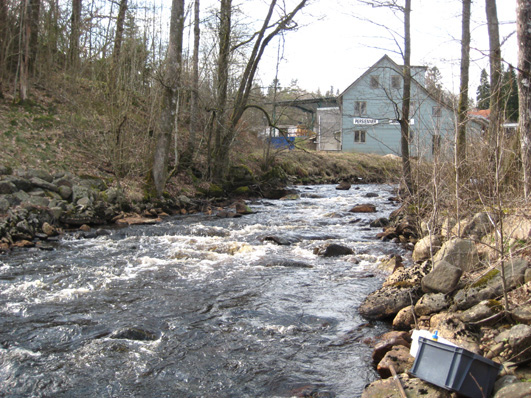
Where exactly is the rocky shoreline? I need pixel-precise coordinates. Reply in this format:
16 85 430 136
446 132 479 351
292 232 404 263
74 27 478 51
360 208 531 398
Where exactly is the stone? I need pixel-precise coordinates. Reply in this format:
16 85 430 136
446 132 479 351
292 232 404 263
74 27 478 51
493 382 531 398
0 181 17 194
349 203 376 213
42 222 59 237
504 215 531 241
359 285 419 321
0 197 10 212
430 313 480 353
495 324 531 362
458 300 502 324
322 244 353 257
383 261 431 288
440 217 457 238
364 192 379 198
58 185 73 200
491 258 529 294
372 331 410 364
412 235 442 262
29 177 59 192
234 201 252 214
376 345 414 379
115 216 162 225
393 305 416 330
414 293 448 316
451 212 494 240
512 303 531 325
454 285 498 311
335 181 351 190
362 373 452 398
433 238 480 272
421 260 462 293
27 196 50 207
18 169 53 183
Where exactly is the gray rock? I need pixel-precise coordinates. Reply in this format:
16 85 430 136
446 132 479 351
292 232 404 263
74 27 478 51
0 181 17 194
13 190 30 202
495 324 531 362
27 196 50 207
454 285 498 310
458 299 502 324
17 169 53 183
451 212 494 239
414 293 448 316
412 235 442 262
433 238 480 272
494 382 531 398
422 260 462 293
491 258 529 294
29 177 59 193
359 286 420 320
512 303 531 325
0 196 10 212
5 176 33 191
322 243 353 257
48 207 65 220
58 185 73 200
376 345 414 378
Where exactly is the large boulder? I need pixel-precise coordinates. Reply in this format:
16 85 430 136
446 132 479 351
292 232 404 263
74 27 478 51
421 260 462 293
359 285 420 321
494 382 531 398
371 331 411 364
458 299 503 324
376 345 414 379
495 324 531 363
412 235 442 263
451 212 494 240
433 238 480 272
414 293 448 316
429 313 480 353
392 305 416 330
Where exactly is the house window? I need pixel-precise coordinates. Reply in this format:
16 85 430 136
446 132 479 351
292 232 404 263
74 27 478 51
391 75 401 89
370 75 379 88
432 106 442 117
432 134 441 155
354 130 366 143
354 101 366 116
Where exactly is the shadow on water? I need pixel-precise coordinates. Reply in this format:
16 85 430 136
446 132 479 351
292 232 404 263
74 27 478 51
0 184 405 397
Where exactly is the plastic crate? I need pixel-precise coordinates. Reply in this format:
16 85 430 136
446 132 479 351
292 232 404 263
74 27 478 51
410 337 502 398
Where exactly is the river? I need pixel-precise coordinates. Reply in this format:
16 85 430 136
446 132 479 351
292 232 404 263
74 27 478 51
0 184 406 397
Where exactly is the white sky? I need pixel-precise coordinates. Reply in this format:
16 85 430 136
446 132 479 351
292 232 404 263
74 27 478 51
245 0 518 96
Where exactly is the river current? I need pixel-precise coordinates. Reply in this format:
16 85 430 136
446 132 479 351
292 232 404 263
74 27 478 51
0 184 405 397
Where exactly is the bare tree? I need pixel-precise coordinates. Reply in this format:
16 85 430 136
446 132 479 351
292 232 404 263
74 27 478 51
209 0 309 182
486 0 502 150
400 0 412 193
456 0 471 172
518 0 531 199
112 0 128 67
29 0 40 73
0 0 7 98
69 0 82 68
19 0 31 101
151 0 185 196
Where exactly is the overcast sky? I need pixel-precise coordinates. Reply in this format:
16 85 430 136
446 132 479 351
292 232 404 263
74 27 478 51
241 0 518 96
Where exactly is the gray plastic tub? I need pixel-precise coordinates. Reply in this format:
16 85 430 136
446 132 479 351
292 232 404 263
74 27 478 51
410 337 502 398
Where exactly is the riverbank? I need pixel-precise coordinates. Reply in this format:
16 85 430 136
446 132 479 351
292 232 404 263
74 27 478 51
360 208 531 398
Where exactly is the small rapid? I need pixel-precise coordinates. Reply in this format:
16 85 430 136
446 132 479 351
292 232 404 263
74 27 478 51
0 184 405 397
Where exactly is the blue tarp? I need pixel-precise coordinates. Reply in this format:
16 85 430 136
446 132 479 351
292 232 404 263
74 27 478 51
270 137 295 149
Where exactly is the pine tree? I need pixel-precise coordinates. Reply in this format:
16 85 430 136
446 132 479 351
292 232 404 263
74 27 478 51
476 68 490 109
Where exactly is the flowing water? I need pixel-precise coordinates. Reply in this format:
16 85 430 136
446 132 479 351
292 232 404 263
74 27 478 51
0 184 406 398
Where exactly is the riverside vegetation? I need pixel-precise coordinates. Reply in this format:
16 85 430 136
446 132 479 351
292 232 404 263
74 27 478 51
1 89 531 398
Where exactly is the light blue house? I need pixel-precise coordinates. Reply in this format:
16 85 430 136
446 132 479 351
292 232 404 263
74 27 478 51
338 55 458 158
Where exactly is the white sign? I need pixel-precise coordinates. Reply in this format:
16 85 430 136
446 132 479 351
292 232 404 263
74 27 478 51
353 118 378 125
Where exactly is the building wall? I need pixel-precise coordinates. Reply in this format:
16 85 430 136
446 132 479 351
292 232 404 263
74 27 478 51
316 107 341 151
340 56 456 159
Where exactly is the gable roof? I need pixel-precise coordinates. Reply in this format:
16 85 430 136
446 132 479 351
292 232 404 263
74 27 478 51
338 54 453 112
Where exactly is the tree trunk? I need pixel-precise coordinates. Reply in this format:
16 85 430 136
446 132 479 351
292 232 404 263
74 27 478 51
486 0 502 151
151 0 184 196
211 0 232 182
456 0 471 172
188 0 200 157
69 0 82 69
400 0 412 194
0 0 7 98
112 0 128 67
19 0 31 101
29 0 40 73
518 0 531 199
